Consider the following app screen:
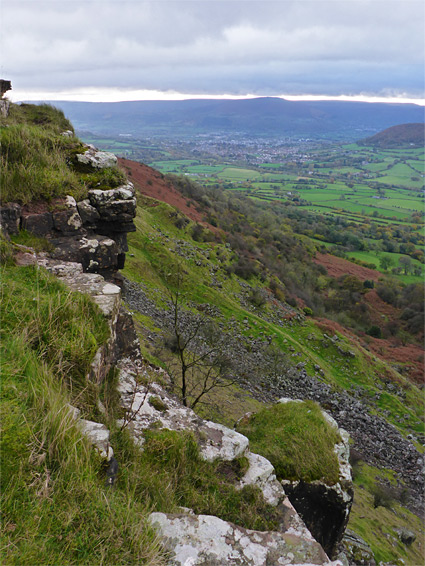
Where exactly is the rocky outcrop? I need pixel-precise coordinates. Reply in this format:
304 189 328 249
149 512 342 566
0 148 136 275
0 79 11 98
337 529 376 566
0 80 11 118
36 257 123 383
279 399 353 559
116 362 346 564
28 253 350 565
0 202 21 234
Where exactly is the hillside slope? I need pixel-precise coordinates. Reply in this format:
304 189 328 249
361 123 425 147
1 103 424 566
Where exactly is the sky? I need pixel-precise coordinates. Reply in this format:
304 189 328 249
1 0 424 105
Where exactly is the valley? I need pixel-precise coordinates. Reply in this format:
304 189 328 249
1 102 424 566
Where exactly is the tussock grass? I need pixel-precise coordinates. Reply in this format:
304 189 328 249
1 103 126 205
1 265 109 395
236 401 341 484
112 428 280 532
0 264 165 564
2 102 74 133
1 123 87 204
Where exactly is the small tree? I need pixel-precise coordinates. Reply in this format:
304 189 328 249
399 256 413 275
162 267 236 409
379 255 394 272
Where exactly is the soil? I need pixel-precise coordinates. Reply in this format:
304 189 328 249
118 158 218 233
316 317 424 386
313 252 381 282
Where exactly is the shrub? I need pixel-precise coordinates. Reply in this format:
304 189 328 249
249 288 267 308
367 325 382 338
371 484 394 509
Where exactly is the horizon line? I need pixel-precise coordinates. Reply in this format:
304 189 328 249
8 88 425 107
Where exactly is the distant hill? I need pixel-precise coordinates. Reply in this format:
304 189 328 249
360 123 425 148
34 97 425 141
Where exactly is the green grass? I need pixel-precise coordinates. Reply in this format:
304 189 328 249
0 263 165 565
347 250 424 282
114 428 280 532
1 103 126 205
236 401 341 484
348 462 425 565
218 167 261 180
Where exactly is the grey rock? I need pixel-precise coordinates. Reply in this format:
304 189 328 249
52 196 83 234
0 202 21 234
394 527 416 546
51 235 119 272
339 529 375 566
77 199 100 225
78 419 113 460
21 212 53 236
88 184 136 223
149 512 338 566
76 148 118 169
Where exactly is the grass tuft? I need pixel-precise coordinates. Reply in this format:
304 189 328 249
236 401 341 484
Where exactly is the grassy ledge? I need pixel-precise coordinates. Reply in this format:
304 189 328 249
236 400 341 484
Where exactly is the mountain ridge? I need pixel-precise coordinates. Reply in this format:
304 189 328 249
38 97 425 140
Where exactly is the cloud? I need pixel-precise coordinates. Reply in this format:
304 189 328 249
2 0 424 100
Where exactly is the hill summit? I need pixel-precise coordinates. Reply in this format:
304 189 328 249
361 122 425 147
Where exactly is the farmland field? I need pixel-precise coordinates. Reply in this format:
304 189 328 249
79 130 424 278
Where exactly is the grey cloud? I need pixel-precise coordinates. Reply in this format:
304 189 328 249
2 0 424 98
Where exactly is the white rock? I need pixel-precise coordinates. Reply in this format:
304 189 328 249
199 421 249 462
102 283 121 295
149 512 337 565
239 452 284 506
78 419 113 460
76 149 118 169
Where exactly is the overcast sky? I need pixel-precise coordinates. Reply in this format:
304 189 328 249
1 0 424 103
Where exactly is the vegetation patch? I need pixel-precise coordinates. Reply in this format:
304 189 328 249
114 428 280 532
0 263 165 565
1 103 126 204
236 401 341 484
349 461 424 565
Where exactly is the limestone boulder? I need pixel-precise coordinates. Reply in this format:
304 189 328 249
76 199 100 226
238 451 284 506
337 529 376 566
117 372 249 462
52 196 83 234
51 235 119 272
78 419 113 460
149 512 341 566
21 212 53 236
88 184 136 223
76 147 118 169
394 527 416 546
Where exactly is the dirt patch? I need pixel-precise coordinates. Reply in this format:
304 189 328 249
316 317 424 386
364 289 399 320
118 158 218 233
314 253 381 282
